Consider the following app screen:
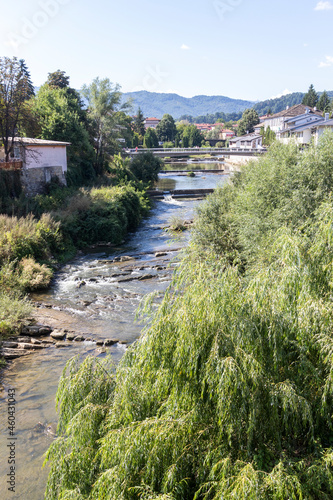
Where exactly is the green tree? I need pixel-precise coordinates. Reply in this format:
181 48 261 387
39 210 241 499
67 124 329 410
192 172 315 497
47 70 70 89
143 127 158 148
302 84 319 108
177 124 204 147
129 152 162 184
133 107 145 136
113 111 134 148
30 81 95 185
317 90 331 112
156 113 177 143
81 77 130 174
132 132 139 148
238 108 260 136
260 125 276 146
0 57 35 161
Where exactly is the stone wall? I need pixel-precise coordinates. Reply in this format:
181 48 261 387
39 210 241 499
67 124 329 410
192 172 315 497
20 166 67 196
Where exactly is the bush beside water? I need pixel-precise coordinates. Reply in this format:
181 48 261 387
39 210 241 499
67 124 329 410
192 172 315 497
45 132 333 499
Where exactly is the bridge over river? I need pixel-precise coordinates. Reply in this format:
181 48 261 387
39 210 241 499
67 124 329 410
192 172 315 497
124 147 266 159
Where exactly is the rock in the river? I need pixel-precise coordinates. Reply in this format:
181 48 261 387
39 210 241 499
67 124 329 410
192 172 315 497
96 340 104 346
76 281 86 288
1 348 31 359
55 343 71 349
138 274 155 281
73 335 85 342
31 339 42 345
155 252 168 257
18 343 46 350
22 325 52 337
66 333 76 341
104 339 118 346
50 331 66 341
113 256 133 262
1 342 18 348
118 340 128 345
39 327 53 335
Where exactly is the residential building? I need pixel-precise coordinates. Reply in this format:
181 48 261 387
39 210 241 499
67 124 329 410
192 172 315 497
144 117 160 130
229 133 263 149
260 104 322 138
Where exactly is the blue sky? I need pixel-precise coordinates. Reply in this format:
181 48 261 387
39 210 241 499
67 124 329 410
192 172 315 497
0 0 333 101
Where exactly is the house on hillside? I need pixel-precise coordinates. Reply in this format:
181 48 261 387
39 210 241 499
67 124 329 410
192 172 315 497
260 104 322 139
0 137 70 195
229 133 263 149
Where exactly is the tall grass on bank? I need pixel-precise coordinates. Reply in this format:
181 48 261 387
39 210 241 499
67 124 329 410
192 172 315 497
44 133 333 499
0 292 32 335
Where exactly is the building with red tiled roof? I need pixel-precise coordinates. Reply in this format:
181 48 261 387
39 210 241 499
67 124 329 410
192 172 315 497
144 117 161 130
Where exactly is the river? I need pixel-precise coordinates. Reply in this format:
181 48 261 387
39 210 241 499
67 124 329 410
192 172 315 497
0 162 230 500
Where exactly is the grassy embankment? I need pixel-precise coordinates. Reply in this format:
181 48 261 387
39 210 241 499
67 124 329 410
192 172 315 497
45 132 333 499
0 155 156 339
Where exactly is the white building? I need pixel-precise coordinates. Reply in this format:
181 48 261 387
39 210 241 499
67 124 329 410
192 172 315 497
279 110 324 145
0 137 70 195
1 137 70 173
229 133 263 149
260 104 322 138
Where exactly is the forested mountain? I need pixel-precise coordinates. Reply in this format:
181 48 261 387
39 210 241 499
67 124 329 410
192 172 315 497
121 91 254 118
122 90 333 121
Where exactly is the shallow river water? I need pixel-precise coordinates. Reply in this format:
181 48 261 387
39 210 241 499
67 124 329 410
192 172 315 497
0 163 229 499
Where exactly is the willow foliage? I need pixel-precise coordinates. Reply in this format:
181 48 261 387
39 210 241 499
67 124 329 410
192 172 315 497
46 134 333 499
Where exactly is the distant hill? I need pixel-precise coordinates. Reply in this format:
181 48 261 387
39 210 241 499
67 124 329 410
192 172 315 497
122 90 333 122
121 91 255 119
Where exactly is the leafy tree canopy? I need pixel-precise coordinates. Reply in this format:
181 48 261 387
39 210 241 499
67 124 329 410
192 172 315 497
81 77 130 174
238 108 260 136
143 127 159 148
156 113 177 142
47 70 70 89
129 151 162 184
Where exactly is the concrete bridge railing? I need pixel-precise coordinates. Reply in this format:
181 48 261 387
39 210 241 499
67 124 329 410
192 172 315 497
124 147 266 157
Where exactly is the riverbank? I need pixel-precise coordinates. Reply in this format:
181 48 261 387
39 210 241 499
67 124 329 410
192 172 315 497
0 154 164 364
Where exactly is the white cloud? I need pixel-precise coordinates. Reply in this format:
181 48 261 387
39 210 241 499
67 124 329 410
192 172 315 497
319 55 333 67
181 44 190 50
270 89 291 99
315 1 333 10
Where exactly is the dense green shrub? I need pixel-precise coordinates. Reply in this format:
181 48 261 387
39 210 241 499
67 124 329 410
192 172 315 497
58 185 149 246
